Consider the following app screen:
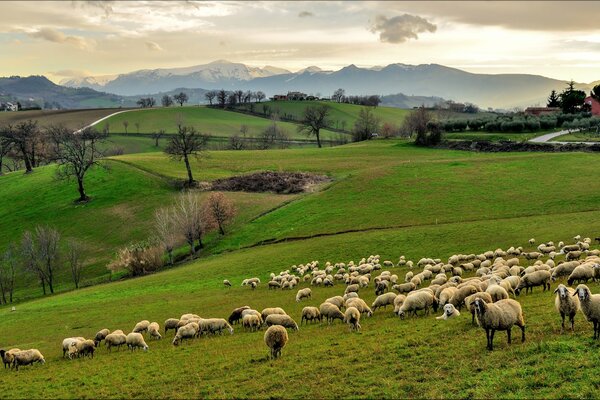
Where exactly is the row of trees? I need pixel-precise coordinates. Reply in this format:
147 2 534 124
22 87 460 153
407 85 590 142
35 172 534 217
204 90 266 108
1 226 86 301
332 88 381 107
108 191 236 276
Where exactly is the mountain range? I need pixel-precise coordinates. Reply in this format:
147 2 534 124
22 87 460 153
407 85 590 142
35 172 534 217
59 60 598 109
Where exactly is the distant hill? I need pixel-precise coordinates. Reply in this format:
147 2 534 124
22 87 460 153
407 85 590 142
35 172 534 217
60 60 597 109
380 93 446 109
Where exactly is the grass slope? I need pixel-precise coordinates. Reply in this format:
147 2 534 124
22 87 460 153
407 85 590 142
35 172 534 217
0 108 129 130
1 214 600 398
552 132 600 142
98 106 342 140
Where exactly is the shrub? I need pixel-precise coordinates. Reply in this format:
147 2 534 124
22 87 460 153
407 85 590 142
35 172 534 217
107 240 164 277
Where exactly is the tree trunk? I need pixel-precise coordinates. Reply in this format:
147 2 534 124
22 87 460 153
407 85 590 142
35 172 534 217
316 129 322 148
77 177 88 202
183 154 194 185
40 278 46 295
219 223 225 235
155 137 159 147
22 151 33 173
188 239 195 257
168 249 173 266
48 273 54 294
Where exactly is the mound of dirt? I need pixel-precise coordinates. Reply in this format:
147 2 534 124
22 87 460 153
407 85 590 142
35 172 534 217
210 171 331 194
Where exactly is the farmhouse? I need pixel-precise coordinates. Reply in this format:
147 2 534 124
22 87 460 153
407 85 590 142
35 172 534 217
272 94 288 101
524 107 561 116
0 101 18 111
584 96 600 116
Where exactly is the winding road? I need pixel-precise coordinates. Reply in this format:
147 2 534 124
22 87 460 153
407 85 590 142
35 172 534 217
529 129 597 145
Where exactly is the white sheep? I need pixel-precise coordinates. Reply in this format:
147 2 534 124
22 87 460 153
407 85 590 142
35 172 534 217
371 292 397 311
345 298 373 317
398 291 438 319
199 318 234 335
62 337 85 358
11 349 45 370
126 332 149 351
132 320 150 333
261 307 287 321
173 322 200 346
223 279 232 288
554 284 580 333
325 296 345 309
72 339 96 359
343 307 361 332
105 332 127 351
148 322 162 340
319 302 345 324
242 314 262 332
0 348 20 369
264 325 288 359
473 298 525 351
516 270 551 295
265 314 299 331
295 288 312 302
574 284 600 339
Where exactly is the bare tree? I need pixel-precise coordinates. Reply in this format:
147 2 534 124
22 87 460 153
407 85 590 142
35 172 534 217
217 89 227 108
256 91 266 102
0 243 17 304
352 107 381 142
164 125 209 186
0 135 11 175
154 207 180 266
205 91 216 105
122 120 129 135
66 238 84 289
173 92 189 107
0 120 38 173
150 129 165 147
298 104 331 148
161 95 173 107
49 125 107 202
204 192 236 235
333 88 345 102
34 226 61 294
175 192 211 257
401 106 432 139
22 230 46 295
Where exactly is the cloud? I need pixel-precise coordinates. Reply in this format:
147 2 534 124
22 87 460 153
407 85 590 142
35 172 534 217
145 41 163 51
369 14 436 43
50 69 92 77
27 27 92 49
298 11 314 18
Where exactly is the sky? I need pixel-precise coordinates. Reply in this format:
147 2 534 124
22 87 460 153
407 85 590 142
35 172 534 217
1 1 599 84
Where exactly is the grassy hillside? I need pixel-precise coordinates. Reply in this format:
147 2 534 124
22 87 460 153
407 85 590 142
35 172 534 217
97 106 343 141
236 100 410 130
0 108 130 130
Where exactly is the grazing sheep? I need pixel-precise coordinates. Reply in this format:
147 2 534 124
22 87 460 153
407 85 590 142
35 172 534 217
261 307 287 322
164 318 180 335
242 314 262 332
567 251 583 261
344 307 361 331
554 284 580 333
436 303 460 320
325 296 345 309
574 284 600 339
345 284 360 295
105 332 127 352
264 325 288 359
343 292 359 302
268 281 282 289
0 349 20 369
567 264 599 286
62 337 85 358
486 284 509 302
301 307 322 324
265 314 299 331
474 298 526 351
73 339 96 359
126 333 149 351
173 322 200 346
449 285 478 310
345 298 373 317
529 238 535 245
393 294 407 314
438 287 458 307
551 261 580 281
398 291 438 319
296 288 312 302
228 306 251 325
93 329 110 347
11 349 45 371
319 302 345 324
392 282 415 295
515 270 551 295
372 292 397 311
200 319 234 335
375 280 389 296
223 279 232 288
148 322 162 340
465 292 493 325
133 320 150 334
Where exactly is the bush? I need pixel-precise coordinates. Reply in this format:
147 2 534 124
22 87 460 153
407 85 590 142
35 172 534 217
107 240 164 277
415 121 443 147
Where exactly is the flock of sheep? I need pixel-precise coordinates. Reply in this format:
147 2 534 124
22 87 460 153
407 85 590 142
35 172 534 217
2 234 600 370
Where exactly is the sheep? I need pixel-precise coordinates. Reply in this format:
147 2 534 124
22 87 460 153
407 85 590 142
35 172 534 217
566 251 583 261
264 325 288 359
148 322 162 340
172 322 200 346
554 284 580 333
268 281 282 289
223 279 232 288
344 284 360 295
228 306 251 325
295 288 312 302
0 348 20 369
164 318 180 335
551 261 580 281
574 284 600 339
474 298 526 351
374 280 389 296
561 244 580 253
93 329 110 347
392 282 415 295
449 285 478 310
486 284 509 302
325 296 345 309
515 270 551 295
319 302 345 324
264 314 299 331
436 304 460 320
344 307 361 331
372 292 397 311
301 307 322 324
62 337 85 358
529 238 535 245
343 292 359 302
393 294 407 315
261 307 287 322
11 349 45 371
199 318 234 335
133 320 150 333
105 332 127 352
125 332 149 351
465 292 493 325
345 298 373 317
398 291 438 319
73 339 96 359
567 264 600 286
438 287 458 307
242 314 262 332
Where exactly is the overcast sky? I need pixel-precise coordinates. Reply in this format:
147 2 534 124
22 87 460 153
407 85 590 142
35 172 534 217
1 1 599 83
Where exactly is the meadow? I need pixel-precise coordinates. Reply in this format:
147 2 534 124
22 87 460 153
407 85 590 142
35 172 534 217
0 108 130 130
1 136 600 398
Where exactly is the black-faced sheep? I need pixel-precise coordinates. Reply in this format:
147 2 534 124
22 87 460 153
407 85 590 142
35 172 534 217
0 348 20 368
72 339 95 359
223 279 232 288
264 325 288 359
474 298 525 351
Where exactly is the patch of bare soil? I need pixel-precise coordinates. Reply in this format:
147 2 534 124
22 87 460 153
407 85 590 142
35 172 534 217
209 171 331 194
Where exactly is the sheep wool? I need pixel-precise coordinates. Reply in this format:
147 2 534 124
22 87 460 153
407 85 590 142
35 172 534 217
554 284 580 333
126 332 149 351
574 284 600 339
264 325 288 359
265 314 299 331
474 298 525 351
301 307 322 324
343 307 361 332
12 349 45 370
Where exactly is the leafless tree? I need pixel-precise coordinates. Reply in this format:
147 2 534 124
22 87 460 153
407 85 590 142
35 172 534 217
150 129 165 147
333 88 345 102
34 226 61 294
164 125 209 186
21 230 46 294
217 89 227 108
228 135 245 150
205 91 216 105
235 90 244 104
49 125 107 202
352 107 381 142
256 91 266 102
0 135 11 174
122 120 129 135
298 104 331 148
204 192 236 235
175 192 211 257
0 120 38 173
0 243 17 304
66 238 84 289
174 92 189 107
154 207 180 266
161 95 173 107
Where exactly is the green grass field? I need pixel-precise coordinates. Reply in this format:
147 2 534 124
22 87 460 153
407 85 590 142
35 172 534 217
0 108 130 130
552 131 600 142
1 137 600 398
444 131 542 141
97 106 344 141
